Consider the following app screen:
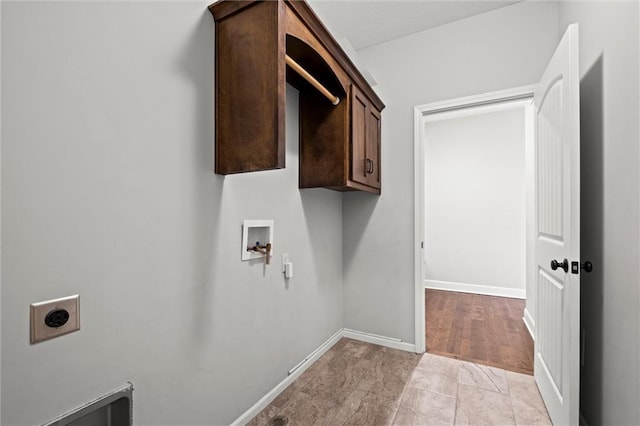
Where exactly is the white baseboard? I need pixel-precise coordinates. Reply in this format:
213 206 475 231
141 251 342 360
425 279 526 299
342 328 416 353
231 328 415 425
523 307 535 340
231 329 343 426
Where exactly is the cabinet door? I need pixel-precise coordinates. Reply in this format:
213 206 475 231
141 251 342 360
351 84 382 190
365 107 381 189
351 86 368 185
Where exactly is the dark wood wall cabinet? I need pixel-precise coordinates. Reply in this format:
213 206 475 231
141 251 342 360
208 0 385 194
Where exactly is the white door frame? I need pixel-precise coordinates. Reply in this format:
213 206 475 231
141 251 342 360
413 85 537 354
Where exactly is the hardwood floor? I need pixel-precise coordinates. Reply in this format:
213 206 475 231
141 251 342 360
426 289 534 375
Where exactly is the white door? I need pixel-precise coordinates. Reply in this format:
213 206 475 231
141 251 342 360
534 23 581 426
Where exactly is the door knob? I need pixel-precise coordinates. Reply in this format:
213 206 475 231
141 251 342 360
551 258 569 273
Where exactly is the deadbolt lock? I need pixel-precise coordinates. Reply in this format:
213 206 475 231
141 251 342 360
571 261 593 274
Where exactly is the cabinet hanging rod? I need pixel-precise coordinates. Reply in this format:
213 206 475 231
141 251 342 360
285 55 340 106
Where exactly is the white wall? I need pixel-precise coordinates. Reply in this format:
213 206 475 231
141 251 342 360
424 103 526 297
344 1 560 342
1 3 343 425
557 2 640 425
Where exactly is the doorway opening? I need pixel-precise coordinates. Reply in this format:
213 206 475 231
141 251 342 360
413 86 537 375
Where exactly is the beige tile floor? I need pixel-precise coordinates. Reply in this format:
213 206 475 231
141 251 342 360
248 338 551 426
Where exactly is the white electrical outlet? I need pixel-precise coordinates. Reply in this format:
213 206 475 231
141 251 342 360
284 262 293 279
282 253 293 278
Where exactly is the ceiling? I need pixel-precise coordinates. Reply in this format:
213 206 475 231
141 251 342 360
307 0 521 50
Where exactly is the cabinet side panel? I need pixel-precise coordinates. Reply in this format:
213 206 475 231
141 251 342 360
215 1 284 174
299 89 347 188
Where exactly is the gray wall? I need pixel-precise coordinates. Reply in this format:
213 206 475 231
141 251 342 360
558 2 640 425
1 2 343 425
346 1 560 342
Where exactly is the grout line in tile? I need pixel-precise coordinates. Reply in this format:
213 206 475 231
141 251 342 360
388 371 410 425
453 366 460 426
